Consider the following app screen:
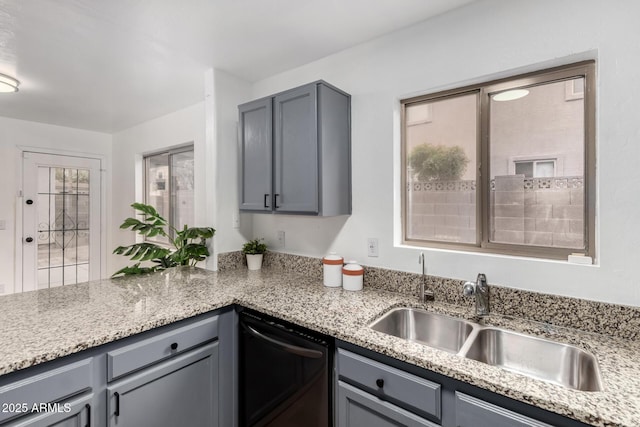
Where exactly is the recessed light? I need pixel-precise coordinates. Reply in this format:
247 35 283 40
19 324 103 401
492 89 529 102
0 73 20 93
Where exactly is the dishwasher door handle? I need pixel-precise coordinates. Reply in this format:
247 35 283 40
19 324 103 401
242 323 323 359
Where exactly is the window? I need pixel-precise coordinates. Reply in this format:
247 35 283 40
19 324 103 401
144 145 194 244
514 159 556 178
402 61 595 260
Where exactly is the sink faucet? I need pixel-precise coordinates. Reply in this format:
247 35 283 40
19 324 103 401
463 273 489 316
418 252 434 303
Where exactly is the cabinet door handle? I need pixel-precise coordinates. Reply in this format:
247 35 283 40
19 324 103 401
114 392 120 416
274 193 280 209
85 404 91 427
264 193 270 208
170 342 178 350
376 378 384 388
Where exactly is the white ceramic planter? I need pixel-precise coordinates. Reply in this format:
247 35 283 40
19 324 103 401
246 254 264 270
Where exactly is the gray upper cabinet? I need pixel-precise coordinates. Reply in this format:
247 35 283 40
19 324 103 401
239 81 351 216
239 97 273 211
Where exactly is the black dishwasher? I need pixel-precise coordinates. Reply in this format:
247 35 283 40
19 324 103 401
239 310 332 427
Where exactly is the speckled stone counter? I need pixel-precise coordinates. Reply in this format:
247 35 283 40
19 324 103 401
1 267 639 427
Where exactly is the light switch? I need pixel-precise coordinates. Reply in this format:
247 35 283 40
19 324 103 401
0 220 6 230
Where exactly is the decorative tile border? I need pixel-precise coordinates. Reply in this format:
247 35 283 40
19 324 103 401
217 251 640 340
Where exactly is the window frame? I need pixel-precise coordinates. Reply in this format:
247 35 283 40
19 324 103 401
401 61 596 260
143 144 194 242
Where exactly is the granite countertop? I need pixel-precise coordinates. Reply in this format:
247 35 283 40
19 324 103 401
1 267 639 427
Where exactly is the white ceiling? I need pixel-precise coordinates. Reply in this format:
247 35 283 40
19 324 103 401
0 0 476 133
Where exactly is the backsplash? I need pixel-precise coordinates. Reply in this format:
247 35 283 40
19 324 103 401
217 251 640 340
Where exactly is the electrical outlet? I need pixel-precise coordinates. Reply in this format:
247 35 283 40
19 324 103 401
0 219 5 230
0 284 5 294
277 230 285 248
367 238 379 257
232 213 240 229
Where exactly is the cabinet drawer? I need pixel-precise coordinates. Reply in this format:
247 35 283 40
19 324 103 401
0 358 93 424
338 381 439 427
337 349 441 420
456 392 554 427
107 315 218 381
107 342 218 427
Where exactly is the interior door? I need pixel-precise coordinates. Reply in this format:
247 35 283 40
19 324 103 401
22 152 102 292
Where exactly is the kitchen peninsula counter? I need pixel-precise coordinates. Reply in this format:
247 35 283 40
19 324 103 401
0 267 638 426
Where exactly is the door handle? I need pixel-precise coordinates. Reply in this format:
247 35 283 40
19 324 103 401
25 237 34 243
264 193 269 208
241 323 323 359
274 193 280 209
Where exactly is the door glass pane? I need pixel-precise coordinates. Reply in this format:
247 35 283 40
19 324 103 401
171 150 194 231
37 166 91 288
405 92 478 244
145 154 170 244
489 77 585 249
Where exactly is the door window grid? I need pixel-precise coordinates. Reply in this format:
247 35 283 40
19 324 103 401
37 167 90 288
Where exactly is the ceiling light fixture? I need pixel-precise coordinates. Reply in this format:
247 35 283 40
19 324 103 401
492 89 529 102
0 73 20 93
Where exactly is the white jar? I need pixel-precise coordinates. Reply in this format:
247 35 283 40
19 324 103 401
322 253 344 287
342 261 364 291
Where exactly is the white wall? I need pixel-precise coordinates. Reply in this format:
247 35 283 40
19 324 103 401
244 0 640 306
111 102 207 275
0 116 112 294
212 69 254 255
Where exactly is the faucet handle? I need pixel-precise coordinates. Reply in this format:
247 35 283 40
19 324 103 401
462 281 476 296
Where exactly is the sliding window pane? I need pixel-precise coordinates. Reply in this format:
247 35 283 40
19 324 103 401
489 78 585 249
145 153 170 244
405 93 477 244
171 150 194 232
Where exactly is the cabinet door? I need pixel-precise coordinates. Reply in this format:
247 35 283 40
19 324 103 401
337 381 438 427
3 394 93 427
107 342 218 427
239 97 272 211
455 392 554 427
273 84 319 213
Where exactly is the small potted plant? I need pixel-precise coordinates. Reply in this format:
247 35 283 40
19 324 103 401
242 238 267 270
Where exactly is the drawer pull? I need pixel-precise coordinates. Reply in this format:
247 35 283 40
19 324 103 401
170 342 178 350
114 392 120 416
376 378 384 388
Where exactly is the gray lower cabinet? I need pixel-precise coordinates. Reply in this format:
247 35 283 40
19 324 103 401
338 381 439 427
107 343 218 427
337 344 588 427
455 392 553 427
3 394 94 427
238 80 351 216
0 311 226 427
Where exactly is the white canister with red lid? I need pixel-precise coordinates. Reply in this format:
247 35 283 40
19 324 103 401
322 253 344 287
342 261 364 291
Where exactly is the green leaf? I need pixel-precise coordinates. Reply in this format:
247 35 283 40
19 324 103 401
111 263 160 278
113 203 215 276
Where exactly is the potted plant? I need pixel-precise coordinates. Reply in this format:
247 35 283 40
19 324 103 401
112 203 215 277
242 238 267 270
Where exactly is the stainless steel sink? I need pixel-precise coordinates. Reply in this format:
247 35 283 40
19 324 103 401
461 327 603 391
369 308 603 391
368 308 475 353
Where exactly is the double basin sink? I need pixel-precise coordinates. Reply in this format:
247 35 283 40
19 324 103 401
369 307 602 391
